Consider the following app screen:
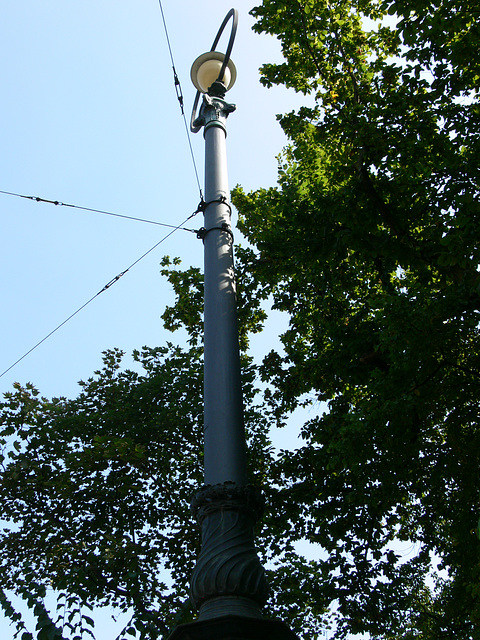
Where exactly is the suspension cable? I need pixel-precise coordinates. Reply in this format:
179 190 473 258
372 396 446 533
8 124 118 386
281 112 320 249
158 0 203 201
0 189 200 232
0 208 202 379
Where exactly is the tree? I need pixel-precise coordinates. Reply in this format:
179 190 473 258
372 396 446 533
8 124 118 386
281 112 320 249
2 1 480 639
0 255 324 640
230 0 480 638
0 344 204 640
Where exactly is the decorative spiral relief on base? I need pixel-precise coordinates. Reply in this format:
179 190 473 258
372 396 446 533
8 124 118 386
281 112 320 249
190 483 268 610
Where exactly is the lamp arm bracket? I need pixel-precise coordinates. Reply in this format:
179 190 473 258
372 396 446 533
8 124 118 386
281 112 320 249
193 94 236 132
190 8 239 133
211 8 238 86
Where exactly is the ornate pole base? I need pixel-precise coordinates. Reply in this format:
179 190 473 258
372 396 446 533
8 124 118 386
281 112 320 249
168 614 299 640
168 483 299 640
190 483 267 619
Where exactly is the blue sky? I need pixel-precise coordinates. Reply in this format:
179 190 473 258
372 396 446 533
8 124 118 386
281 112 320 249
0 1 315 638
0 0 303 400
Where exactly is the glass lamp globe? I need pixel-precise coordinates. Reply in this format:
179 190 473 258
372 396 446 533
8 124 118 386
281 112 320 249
191 51 237 94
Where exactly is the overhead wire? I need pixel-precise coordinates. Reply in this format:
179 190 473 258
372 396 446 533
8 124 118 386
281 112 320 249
0 189 200 233
0 208 202 380
157 0 203 200
1 2 206 378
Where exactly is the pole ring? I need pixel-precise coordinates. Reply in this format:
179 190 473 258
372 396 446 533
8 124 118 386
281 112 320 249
190 8 238 133
212 8 238 87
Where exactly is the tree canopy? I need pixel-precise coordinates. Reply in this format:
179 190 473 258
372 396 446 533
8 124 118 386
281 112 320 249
232 0 480 637
0 256 323 640
1 1 480 639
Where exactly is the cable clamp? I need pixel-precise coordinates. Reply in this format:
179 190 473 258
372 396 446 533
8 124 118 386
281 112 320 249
99 269 129 294
196 194 232 216
31 196 64 206
195 198 207 214
196 222 234 243
173 69 185 115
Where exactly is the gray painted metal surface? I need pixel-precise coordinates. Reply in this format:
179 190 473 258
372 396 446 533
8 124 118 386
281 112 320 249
202 106 246 486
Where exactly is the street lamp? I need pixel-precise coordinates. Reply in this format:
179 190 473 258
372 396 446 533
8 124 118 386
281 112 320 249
169 9 298 640
190 9 244 491
190 51 236 94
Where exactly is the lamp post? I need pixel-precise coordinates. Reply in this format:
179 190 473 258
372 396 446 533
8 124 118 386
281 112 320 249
169 10 297 640
190 15 245 491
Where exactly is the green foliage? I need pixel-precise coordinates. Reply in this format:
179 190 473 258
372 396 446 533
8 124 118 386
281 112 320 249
160 249 270 353
229 0 480 638
2 1 480 639
0 314 319 638
0 346 205 638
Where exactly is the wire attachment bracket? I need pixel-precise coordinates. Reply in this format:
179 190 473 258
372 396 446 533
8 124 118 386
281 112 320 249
196 222 234 243
199 194 232 215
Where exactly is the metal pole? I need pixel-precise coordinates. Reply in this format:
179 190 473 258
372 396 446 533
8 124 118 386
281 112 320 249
203 107 246 487
188 89 267 621
168 11 298 640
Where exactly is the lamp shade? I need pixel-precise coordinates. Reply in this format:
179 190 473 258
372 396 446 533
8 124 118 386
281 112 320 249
191 51 237 93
